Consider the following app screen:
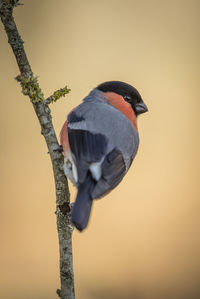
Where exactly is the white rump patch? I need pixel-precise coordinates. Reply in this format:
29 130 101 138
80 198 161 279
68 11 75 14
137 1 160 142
89 158 104 181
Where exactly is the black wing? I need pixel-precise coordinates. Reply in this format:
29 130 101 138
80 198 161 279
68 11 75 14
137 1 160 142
91 148 126 199
68 128 108 183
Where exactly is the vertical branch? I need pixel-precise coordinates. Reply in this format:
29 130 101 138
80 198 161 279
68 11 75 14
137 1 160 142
0 1 75 298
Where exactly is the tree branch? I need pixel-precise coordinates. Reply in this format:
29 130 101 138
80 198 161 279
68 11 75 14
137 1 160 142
0 1 75 298
44 86 71 105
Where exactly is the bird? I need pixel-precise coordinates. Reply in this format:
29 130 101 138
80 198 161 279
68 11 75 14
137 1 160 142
60 81 148 231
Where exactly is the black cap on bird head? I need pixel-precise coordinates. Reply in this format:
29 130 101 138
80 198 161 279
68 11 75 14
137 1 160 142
97 81 148 116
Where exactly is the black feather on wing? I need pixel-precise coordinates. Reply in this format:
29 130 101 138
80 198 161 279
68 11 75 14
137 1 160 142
92 148 126 199
68 128 108 183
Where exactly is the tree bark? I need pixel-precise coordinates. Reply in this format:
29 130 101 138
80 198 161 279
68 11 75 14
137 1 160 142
0 1 75 298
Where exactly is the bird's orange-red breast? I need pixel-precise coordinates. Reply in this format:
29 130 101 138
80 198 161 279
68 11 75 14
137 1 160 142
60 120 69 154
102 92 138 131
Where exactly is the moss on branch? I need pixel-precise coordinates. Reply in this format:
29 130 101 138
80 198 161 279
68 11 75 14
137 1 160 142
15 74 44 103
51 86 71 102
45 86 71 104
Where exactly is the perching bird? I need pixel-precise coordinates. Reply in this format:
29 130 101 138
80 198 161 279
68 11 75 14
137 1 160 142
60 81 148 231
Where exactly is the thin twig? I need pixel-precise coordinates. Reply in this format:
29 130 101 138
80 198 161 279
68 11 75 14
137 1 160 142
44 86 71 105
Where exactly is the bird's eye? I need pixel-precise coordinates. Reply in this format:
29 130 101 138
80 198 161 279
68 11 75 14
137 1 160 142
124 96 132 103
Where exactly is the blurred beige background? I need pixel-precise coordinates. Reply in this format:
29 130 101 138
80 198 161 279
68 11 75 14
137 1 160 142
0 0 199 298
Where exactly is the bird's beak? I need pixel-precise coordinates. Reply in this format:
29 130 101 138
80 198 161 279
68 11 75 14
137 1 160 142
135 102 148 115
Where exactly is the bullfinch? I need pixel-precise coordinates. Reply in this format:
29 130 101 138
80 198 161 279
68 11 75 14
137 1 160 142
60 81 148 231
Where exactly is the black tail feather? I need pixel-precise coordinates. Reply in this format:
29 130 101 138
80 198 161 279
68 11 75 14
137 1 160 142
72 173 95 231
